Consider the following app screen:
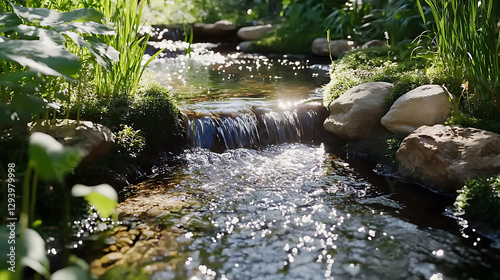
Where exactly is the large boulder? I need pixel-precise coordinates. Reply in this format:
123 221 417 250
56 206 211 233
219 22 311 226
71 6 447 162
324 82 393 139
396 125 500 192
237 24 273 41
381 85 453 134
30 119 115 164
311 38 356 58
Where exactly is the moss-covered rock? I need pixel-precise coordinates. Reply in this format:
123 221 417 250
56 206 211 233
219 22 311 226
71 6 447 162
323 46 430 106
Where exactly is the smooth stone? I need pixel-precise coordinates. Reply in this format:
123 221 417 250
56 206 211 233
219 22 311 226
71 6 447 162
311 38 357 58
237 24 273 41
381 85 453 134
324 82 393 139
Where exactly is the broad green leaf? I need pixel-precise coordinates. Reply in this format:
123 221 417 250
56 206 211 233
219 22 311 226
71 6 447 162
0 12 22 27
52 21 115 35
55 8 105 24
72 184 118 218
0 39 80 79
51 265 90 280
11 3 106 26
0 25 65 44
10 4 51 23
0 70 38 88
0 25 39 38
11 93 46 121
64 32 118 71
28 132 83 182
22 228 50 278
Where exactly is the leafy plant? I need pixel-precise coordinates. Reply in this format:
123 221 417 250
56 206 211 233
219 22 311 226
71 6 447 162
116 124 146 159
455 175 500 228
324 0 374 42
0 1 119 127
94 0 163 98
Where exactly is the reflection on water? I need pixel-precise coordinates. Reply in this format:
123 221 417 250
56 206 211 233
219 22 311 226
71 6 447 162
147 40 330 105
150 145 500 279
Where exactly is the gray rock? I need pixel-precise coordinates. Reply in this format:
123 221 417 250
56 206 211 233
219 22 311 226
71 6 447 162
361 40 386 48
324 82 393 139
397 125 500 191
311 38 356 58
381 85 453 134
237 24 273 41
30 119 114 163
193 20 237 37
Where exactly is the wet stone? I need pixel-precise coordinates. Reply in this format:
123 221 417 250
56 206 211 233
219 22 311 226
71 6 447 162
116 237 134 248
100 252 123 267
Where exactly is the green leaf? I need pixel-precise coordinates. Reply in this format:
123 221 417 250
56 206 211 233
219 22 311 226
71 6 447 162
64 32 118 71
0 70 38 88
10 4 51 23
71 184 118 218
0 39 80 79
28 132 83 182
51 266 90 280
46 8 105 25
0 12 22 27
22 229 50 278
52 21 115 35
0 25 66 44
11 93 47 120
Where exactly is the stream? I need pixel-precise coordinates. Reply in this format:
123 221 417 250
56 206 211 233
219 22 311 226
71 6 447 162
118 40 500 279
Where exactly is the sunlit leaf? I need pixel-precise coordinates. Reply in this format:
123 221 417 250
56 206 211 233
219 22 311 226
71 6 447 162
53 21 115 35
0 12 22 27
51 265 90 280
64 32 118 71
0 39 80 79
22 228 50 278
10 4 51 23
28 132 82 182
45 8 105 25
72 184 118 218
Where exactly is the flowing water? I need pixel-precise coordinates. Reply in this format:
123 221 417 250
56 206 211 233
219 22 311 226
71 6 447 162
133 41 500 279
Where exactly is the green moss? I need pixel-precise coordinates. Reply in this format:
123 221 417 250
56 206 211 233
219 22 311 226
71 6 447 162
323 46 430 106
455 175 500 228
75 74 185 154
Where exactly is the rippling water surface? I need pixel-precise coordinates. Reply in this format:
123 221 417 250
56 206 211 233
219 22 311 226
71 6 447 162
140 41 500 279
149 144 499 280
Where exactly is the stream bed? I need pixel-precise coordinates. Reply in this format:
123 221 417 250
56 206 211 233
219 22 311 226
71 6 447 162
108 41 500 279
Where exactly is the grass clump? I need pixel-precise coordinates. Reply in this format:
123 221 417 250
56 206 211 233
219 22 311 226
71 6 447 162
417 0 500 123
455 175 500 228
323 46 431 106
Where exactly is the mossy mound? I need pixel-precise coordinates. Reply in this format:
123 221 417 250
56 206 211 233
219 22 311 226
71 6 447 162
323 46 431 107
76 74 185 155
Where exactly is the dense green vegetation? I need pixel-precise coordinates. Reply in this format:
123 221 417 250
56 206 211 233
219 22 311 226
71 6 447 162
0 0 182 279
455 175 500 228
1 0 500 278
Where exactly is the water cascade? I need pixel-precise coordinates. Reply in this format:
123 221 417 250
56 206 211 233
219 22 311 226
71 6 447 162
185 103 329 151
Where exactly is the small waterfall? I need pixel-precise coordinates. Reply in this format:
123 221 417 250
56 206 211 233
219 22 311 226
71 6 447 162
185 104 328 151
